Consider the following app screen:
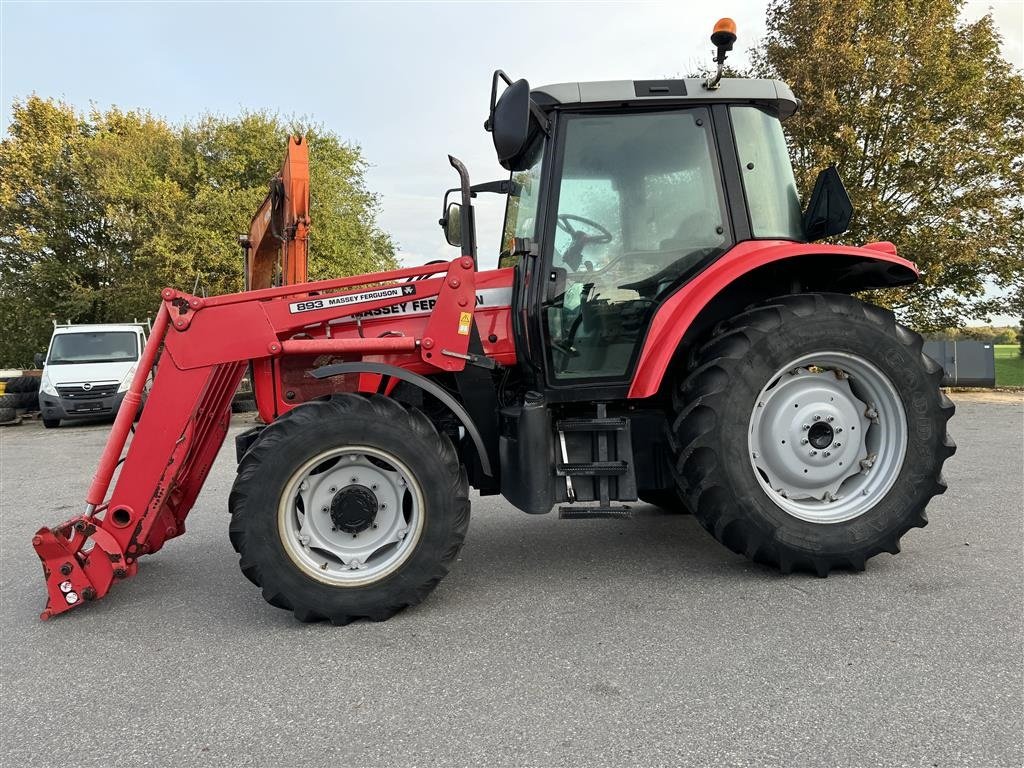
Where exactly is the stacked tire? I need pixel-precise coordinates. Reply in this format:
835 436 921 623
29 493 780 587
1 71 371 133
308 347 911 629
0 376 41 423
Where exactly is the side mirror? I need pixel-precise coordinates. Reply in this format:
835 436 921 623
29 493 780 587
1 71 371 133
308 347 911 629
33 352 45 368
442 202 462 247
489 76 531 169
803 165 853 241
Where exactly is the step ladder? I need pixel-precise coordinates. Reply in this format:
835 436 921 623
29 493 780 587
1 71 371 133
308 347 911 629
556 404 635 519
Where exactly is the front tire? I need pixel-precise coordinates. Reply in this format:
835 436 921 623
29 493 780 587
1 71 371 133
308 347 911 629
671 293 955 576
229 394 470 623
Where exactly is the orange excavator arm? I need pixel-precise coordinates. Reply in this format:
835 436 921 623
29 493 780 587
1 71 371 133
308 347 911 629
241 135 310 290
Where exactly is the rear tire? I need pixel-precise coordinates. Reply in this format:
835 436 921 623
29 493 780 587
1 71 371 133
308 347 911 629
671 293 955 576
639 490 691 514
229 393 470 623
0 407 16 423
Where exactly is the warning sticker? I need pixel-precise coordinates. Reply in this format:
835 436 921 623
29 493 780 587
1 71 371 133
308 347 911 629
288 284 416 314
457 311 472 336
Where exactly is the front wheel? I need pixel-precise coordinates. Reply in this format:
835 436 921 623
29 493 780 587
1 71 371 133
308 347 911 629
229 394 470 623
671 293 955 576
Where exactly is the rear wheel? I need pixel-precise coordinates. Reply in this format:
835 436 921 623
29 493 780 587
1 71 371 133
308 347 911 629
639 490 691 514
229 393 470 623
671 293 955 575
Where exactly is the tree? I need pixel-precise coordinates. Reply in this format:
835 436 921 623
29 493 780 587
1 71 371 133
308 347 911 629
0 98 396 367
752 0 1024 330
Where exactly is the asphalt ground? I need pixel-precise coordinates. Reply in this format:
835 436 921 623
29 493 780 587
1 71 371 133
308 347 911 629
1 395 1021 768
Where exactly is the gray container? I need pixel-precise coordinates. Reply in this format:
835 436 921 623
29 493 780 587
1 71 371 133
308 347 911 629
922 341 996 388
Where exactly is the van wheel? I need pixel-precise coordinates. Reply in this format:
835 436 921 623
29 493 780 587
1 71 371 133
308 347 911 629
43 418 60 428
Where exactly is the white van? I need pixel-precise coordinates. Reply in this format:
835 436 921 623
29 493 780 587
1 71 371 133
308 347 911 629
37 322 150 428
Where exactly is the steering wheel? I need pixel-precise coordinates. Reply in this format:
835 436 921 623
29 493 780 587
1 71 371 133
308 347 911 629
557 214 613 244
556 214 614 271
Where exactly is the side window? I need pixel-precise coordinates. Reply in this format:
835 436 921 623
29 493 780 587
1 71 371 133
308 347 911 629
498 149 545 270
731 106 804 240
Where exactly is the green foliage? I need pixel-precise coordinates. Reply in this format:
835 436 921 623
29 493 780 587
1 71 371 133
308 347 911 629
926 325 1019 344
752 0 1024 330
1018 319 1024 357
994 345 1024 387
0 97 396 367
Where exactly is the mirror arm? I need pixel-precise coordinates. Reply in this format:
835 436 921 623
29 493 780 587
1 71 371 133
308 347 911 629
528 100 551 136
469 179 510 195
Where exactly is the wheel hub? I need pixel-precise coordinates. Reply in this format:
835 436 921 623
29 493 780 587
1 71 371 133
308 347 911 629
747 352 908 524
330 485 378 534
807 421 834 449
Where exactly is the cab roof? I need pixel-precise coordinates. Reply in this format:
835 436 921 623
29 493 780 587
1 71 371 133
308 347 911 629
531 77 800 120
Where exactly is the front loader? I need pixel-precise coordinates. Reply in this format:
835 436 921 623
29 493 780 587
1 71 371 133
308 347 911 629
33 20 955 624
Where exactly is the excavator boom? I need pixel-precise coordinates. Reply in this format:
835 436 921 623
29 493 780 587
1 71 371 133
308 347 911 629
243 135 310 289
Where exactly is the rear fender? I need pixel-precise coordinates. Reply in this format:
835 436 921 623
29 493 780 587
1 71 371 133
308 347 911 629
628 240 919 399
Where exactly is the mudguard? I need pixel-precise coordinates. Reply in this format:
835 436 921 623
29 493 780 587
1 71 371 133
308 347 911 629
628 240 919 399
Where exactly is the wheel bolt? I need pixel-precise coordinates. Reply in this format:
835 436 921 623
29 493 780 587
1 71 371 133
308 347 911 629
835 427 843 434
824 451 831 457
834 442 842 448
371 484 378 491
813 415 822 421
751 452 758 459
800 438 808 445
372 524 378 529
826 416 834 423
802 424 810 431
328 487 337 494
321 506 329 513
380 503 387 510
809 450 818 456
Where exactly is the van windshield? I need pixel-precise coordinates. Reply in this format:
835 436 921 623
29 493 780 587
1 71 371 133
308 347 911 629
48 332 140 364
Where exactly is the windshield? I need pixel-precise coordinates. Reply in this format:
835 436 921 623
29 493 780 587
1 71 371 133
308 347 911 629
498 147 544 269
48 331 140 364
730 106 804 240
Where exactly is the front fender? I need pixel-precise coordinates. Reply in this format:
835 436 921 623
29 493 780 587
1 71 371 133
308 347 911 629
628 240 918 399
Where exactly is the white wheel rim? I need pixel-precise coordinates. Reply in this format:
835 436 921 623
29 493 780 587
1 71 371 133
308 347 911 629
747 351 908 524
277 446 425 586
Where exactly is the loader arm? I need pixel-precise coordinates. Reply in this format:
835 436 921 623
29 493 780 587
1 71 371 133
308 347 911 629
32 257 480 619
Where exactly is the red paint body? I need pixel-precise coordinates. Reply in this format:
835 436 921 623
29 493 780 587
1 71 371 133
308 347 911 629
31 237 915 619
628 240 918 398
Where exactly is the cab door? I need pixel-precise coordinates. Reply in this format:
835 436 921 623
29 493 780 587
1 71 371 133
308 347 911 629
535 107 733 395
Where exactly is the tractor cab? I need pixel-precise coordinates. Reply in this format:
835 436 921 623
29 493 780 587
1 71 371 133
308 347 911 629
497 76 804 389
443 25 851 401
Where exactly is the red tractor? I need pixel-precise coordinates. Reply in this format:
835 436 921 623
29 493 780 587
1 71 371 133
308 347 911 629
33 21 954 624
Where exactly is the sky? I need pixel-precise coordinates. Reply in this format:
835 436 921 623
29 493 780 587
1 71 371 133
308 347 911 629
1 0 1022 320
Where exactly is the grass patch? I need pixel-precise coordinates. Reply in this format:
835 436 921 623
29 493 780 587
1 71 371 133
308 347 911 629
994 345 1024 388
